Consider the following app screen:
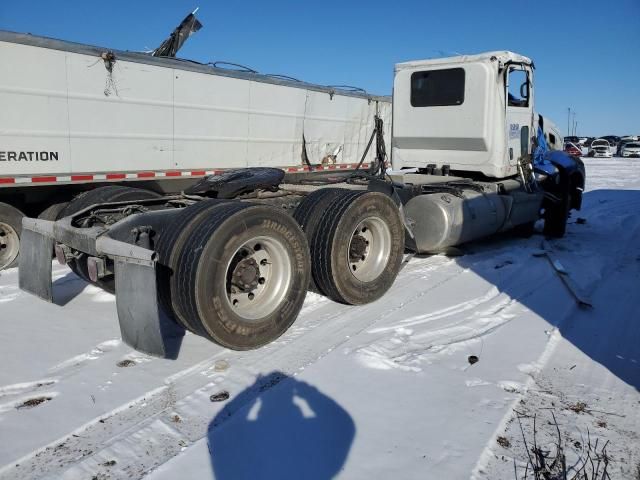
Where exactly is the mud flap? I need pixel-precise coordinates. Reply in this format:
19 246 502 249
18 220 54 302
114 259 185 359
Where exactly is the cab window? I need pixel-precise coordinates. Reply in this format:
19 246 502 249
411 68 465 107
507 69 529 107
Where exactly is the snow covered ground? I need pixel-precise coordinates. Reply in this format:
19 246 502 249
0 157 638 480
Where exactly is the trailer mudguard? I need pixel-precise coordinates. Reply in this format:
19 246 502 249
94 235 185 359
19 216 185 359
18 218 54 302
112 257 184 359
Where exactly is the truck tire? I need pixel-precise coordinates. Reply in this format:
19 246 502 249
38 201 71 258
155 199 233 334
62 186 162 290
293 188 349 290
0 202 25 270
38 201 70 221
543 193 571 238
60 185 161 218
311 191 404 305
511 221 536 238
173 203 310 350
293 188 348 240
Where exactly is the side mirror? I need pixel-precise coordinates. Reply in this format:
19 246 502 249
519 81 529 100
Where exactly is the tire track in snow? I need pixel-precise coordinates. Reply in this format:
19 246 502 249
352 242 555 373
48 339 123 373
354 292 520 372
0 379 60 414
0 339 125 429
368 285 502 333
0 379 58 399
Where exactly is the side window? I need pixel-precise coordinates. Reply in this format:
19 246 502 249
507 69 529 107
549 133 557 146
410 68 465 107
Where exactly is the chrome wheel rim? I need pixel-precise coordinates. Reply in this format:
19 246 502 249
0 222 19 269
347 216 391 282
224 235 291 320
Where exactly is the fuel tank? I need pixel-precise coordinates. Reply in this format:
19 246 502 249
404 189 525 253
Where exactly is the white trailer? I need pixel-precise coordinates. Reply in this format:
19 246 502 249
0 30 390 269
19 44 586 357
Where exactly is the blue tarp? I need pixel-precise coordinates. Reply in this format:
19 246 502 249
533 126 557 176
533 126 548 166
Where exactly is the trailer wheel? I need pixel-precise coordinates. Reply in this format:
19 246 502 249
311 191 404 305
62 186 162 290
0 202 25 270
173 204 310 350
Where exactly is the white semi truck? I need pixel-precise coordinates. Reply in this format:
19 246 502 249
0 30 390 270
16 35 585 357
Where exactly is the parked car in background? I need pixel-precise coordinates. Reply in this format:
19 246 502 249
620 142 640 158
565 136 580 144
588 139 613 157
601 135 621 148
617 139 634 156
564 142 583 157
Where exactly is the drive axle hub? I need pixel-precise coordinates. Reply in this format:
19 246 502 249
225 237 291 321
232 257 260 291
349 235 368 261
348 216 392 282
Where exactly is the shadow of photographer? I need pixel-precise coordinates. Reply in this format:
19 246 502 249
208 371 355 480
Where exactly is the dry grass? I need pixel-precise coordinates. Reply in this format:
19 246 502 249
514 411 611 480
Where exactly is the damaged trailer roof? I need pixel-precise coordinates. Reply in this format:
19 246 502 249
0 30 390 103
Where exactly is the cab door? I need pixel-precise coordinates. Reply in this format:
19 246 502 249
505 66 534 167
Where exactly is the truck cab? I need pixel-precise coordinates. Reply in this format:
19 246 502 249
392 51 537 178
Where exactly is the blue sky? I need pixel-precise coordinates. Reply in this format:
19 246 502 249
1 0 638 136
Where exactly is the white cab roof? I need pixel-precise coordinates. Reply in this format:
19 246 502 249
395 51 532 71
